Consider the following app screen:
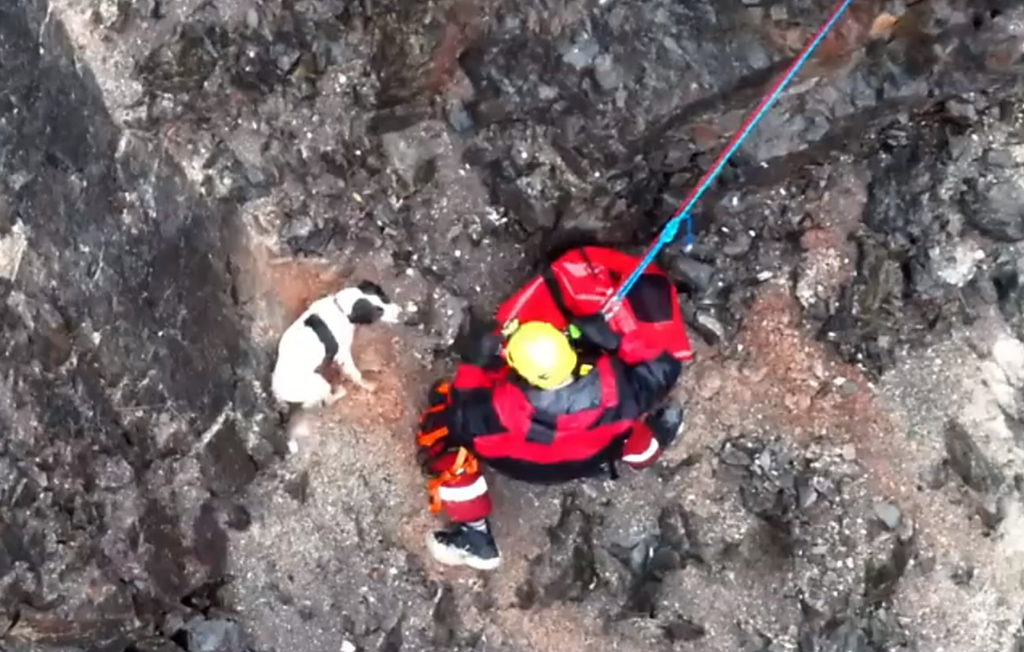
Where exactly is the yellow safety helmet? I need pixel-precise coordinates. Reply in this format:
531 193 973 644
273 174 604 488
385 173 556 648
504 321 578 390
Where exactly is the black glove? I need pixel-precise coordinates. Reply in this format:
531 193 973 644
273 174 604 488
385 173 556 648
452 312 504 369
569 313 621 352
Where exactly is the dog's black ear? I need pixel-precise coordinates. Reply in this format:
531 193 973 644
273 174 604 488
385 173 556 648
349 297 385 324
356 280 390 303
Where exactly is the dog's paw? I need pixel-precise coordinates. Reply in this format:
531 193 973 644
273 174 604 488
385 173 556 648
326 386 347 404
358 379 378 393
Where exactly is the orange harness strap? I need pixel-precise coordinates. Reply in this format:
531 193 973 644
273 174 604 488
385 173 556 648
425 447 479 514
418 381 452 425
417 380 479 513
417 380 453 446
416 425 448 449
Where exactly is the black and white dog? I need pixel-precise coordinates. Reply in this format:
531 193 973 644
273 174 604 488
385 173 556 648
271 281 401 409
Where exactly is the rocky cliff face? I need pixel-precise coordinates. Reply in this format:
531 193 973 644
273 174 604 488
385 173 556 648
0 1 276 646
3 0 1024 651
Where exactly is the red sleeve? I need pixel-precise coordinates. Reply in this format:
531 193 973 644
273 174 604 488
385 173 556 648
621 419 662 469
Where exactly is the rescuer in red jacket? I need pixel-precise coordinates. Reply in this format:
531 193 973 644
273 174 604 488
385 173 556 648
416 246 691 571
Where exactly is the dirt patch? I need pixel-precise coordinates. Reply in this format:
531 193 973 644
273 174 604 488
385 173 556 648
680 283 918 507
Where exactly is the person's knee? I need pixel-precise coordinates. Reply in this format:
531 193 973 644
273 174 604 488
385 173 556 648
423 448 459 476
438 473 493 522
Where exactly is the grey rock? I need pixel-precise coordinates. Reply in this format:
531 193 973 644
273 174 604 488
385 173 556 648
445 100 474 133
380 124 447 188
945 98 977 121
943 421 1004 494
769 4 788 21
681 303 728 346
426 287 469 347
593 54 623 91
984 148 1015 168
837 379 858 396
562 38 600 70
951 563 974 586
924 461 950 490
719 441 754 466
841 444 858 461
961 173 1024 243
722 230 753 257
975 494 1006 530
662 252 715 293
518 493 599 608
663 614 705 642
200 420 258 497
873 501 901 530
185 618 245 652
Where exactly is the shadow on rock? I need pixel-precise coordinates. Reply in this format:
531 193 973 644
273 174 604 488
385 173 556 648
610 503 703 619
717 435 814 549
943 420 1010 530
516 492 600 609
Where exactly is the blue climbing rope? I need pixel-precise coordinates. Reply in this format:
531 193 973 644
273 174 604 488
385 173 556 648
602 0 856 319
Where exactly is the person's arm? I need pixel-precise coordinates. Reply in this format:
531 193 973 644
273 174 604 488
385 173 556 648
569 312 673 366
611 355 682 469
623 352 682 414
440 375 511 450
601 352 682 425
417 373 509 472
621 421 661 469
452 312 506 371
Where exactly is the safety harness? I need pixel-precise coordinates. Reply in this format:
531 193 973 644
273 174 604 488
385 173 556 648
304 314 339 361
416 382 483 514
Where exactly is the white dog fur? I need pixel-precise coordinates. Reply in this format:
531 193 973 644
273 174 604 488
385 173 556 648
271 281 401 409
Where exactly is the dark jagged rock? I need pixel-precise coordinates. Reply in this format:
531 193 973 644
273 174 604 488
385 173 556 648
379 614 405 652
201 421 259 497
431 584 461 649
719 435 809 536
864 538 913 605
804 605 910 652
943 421 1004 494
660 250 716 295
961 163 1024 243
663 614 705 642
224 503 253 532
283 470 312 505
518 492 600 608
183 617 245 652
990 255 1024 341
616 503 702 618
735 623 773 651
